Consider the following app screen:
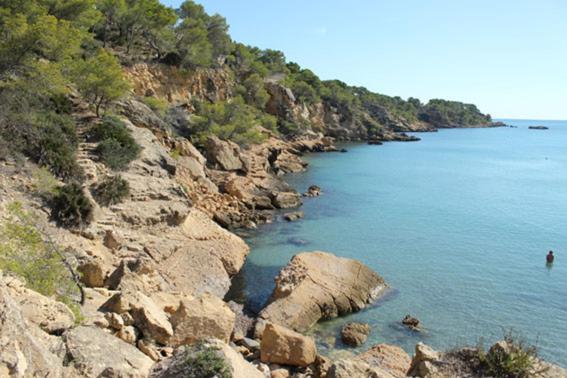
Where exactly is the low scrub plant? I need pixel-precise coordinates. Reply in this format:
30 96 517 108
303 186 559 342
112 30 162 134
93 175 130 206
91 116 141 170
184 344 230 378
51 183 94 227
141 96 169 117
0 203 83 313
477 331 543 378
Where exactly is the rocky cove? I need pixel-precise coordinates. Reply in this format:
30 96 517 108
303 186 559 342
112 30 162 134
1 62 565 378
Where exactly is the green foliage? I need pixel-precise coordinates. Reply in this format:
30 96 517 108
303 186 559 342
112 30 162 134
477 332 541 378
91 116 141 170
237 73 270 109
51 182 94 227
422 99 491 126
190 97 274 145
93 175 130 206
184 344 231 378
0 202 81 306
32 167 61 198
0 75 82 180
140 96 168 117
72 49 129 117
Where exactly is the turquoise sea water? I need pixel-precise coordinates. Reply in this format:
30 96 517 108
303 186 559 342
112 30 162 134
233 119 567 366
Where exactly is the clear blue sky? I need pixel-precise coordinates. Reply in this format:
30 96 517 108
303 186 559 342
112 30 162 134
161 0 567 120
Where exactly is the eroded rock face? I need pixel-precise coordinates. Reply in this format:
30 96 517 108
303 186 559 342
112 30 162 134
0 273 68 377
169 293 235 346
64 326 154 377
3 276 75 336
260 323 317 367
129 292 174 345
206 136 249 172
260 251 387 332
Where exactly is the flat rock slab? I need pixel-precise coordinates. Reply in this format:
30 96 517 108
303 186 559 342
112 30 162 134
64 326 153 377
260 251 386 332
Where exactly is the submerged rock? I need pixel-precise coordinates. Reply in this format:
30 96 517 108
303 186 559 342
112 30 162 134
260 251 387 332
402 314 421 331
341 322 371 347
303 185 321 197
283 211 304 222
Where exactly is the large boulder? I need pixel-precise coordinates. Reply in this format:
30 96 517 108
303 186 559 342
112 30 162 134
271 191 302 209
129 292 174 345
206 136 249 172
64 326 154 377
169 293 235 346
407 342 442 377
260 323 317 367
150 339 263 378
260 251 387 332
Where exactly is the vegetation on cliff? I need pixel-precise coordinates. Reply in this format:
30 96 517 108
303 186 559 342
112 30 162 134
0 0 493 175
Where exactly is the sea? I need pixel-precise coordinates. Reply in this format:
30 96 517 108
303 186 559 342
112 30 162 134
230 119 567 366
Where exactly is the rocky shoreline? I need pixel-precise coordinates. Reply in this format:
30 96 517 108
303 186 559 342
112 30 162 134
0 66 563 377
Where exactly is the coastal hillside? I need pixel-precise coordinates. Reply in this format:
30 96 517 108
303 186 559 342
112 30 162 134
1 1 563 378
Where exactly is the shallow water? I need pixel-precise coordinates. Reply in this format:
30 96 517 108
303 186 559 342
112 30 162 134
234 119 567 366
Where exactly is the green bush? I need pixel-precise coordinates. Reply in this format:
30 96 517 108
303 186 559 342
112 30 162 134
184 344 230 378
0 203 81 305
477 332 541 378
91 116 141 170
51 183 94 227
93 175 130 206
141 96 169 117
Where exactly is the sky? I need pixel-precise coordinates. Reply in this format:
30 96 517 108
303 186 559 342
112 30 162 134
161 0 567 120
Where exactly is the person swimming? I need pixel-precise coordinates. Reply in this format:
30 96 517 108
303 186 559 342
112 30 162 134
547 251 554 263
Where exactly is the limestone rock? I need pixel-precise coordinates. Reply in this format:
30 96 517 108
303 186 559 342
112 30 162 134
116 325 139 344
169 293 235 346
4 276 75 335
64 326 153 377
357 343 412 378
283 211 304 222
327 359 383 378
0 275 67 377
129 292 173 345
341 322 371 347
260 323 317 367
271 191 302 209
408 343 442 377
206 135 248 172
260 251 387 332
78 258 106 288
99 292 131 314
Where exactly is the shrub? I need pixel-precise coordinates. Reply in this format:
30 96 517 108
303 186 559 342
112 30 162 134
32 167 61 199
51 183 94 227
184 344 230 378
91 116 141 170
141 96 169 118
477 331 541 378
93 175 130 206
0 203 82 306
